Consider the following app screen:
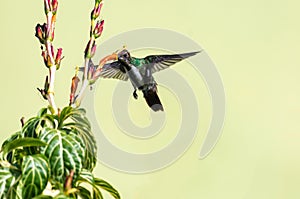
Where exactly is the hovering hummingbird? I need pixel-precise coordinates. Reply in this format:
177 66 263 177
94 49 201 111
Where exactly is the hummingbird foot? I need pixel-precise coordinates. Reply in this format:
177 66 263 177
133 90 138 99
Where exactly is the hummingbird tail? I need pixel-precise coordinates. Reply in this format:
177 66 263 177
143 86 164 112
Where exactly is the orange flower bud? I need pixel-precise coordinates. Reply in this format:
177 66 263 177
69 75 80 105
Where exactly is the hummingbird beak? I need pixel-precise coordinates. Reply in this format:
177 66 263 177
98 53 118 66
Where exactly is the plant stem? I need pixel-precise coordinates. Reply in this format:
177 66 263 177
44 8 58 113
47 65 58 113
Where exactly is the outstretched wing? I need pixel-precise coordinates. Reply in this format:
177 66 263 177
98 61 128 81
132 51 201 73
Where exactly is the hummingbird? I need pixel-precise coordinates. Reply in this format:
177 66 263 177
96 49 200 111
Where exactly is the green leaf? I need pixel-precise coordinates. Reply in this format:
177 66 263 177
39 127 85 183
0 167 18 198
77 186 92 199
77 170 103 199
77 170 121 199
6 182 22 199
2 138 47 156
33 195 54 199
60 107 97 170
1 132 21 151
53 194 74 199
22 117 43 138
63 123 97 171
19 108 56 155
21 154 50 198
1 132 21 163
22 107 56 139
37 107 49 117
94 178 120 199
69 108 90 129
93 189 103 199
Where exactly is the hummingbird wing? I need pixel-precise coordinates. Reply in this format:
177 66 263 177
132 51 201 73
98 61 129 81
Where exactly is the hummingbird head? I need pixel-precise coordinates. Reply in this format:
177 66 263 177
117 49 131 65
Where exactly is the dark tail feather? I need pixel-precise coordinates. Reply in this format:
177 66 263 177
143 88 164 112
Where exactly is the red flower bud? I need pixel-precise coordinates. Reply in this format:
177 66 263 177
55 48 63 69
91 2 102 19
55 48 62 63
94 20 104 38
52 0 58 13
96 3 103 15
35 24 45 44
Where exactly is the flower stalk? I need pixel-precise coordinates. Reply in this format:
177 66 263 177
36 0 63 114
71 0 107 107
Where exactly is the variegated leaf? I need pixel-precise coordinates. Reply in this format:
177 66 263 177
33 195 53 199
21 108 56 155
1 132 20 151
6 183 22 199
58 107 97 171
21 107 56 138
77 170 103 199
21 154 50 198
1 132 21 163
2 138 46 156
77 170 122 199
77 186 92 199
0 167 18 198
39 127 85 183
54 194 74 199
22 117 44 138
77 170 121 199
94 178 120 199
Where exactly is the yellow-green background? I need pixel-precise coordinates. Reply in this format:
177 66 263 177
1 0 299 198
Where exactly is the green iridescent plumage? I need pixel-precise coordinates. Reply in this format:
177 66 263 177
129 57 147 68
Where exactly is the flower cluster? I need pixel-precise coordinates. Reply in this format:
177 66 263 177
35 0 63 69
41 46 63 69
84 0 104 59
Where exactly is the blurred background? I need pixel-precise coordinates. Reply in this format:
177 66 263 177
1 0 299 198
